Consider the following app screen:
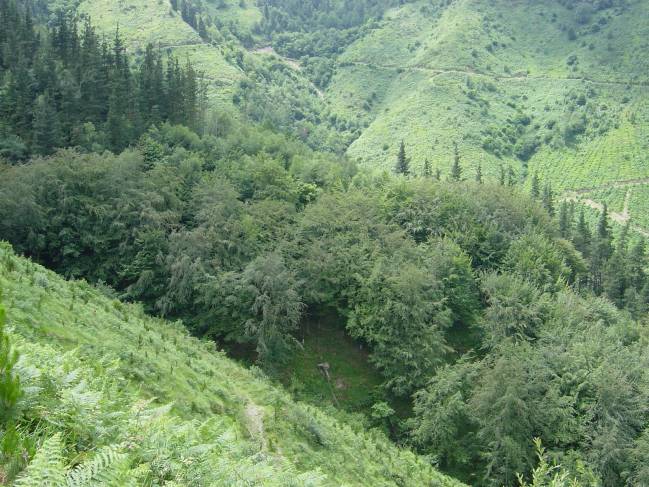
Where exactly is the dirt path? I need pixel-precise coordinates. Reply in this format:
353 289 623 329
621 189 631 221
157 41 207 50
244 402 268 451
342 61 649 88
569 177 649 194
563 191 649 238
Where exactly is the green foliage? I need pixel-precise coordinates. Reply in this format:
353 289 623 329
0 297 21 426
517 439 585 487
242 254 304 363
1 3 648 487
0 4 204 159
347 243 452 395
0 243 462 486
504 233 573 292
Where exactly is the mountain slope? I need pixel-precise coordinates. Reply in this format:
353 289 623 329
0 242 462 486
62 0 649 232
323 0 649 231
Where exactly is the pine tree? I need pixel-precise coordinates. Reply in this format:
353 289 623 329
573 209 591 258
603 221 631 307
558 201 571 238
79 19 107 123
541 184 554 216
627 238 647 291
499 165 506 186
394 140 409 176
31 92 61 155
475 163 483 184
596 204 612 256
198 17 208 40
422 159 432 178
181 0 190 23
530 173 540 199
590 204 613 294
435 168 441 181
507 167 517 186
450 142 462 181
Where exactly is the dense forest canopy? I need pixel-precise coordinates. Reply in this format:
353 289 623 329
0 0 205 160
1 0 649 486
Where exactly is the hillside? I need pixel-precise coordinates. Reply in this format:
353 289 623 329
65 0 649 234
2 1 649 485
325 0 649 227
0 242 461 486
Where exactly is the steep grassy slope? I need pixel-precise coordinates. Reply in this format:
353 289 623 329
0 242 462 486
324 0 649 231
347 0 647 232
333 0 648 165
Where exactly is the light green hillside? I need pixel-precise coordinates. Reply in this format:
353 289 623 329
0 242 462 486
78 0 201 49
322 0 649 231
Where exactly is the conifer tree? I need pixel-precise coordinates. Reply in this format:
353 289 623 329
435 169 441 181
181 0 190 23
450 142 462 181
31 92 61 155
558 201 571 238
394 140 409 176
198 17 208 40
627 238 647 291
603 221 630 306
530 173 540 199
423 159 432 178
573 209 591 258
596 204 613 258
590 204 613 294
475 163 483 184
541 183 554 216
499 165 506 186
0 3 203 157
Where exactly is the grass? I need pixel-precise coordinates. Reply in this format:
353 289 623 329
0 242 463 486
283 312 384 412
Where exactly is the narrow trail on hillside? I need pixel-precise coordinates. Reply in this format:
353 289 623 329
244 402 268 451
622 189 631 221
157 41 207 50
342 61 649 88
568 177 649 194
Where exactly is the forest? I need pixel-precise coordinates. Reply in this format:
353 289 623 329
1 0 649 486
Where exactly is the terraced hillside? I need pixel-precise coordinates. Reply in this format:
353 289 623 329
0 242 462 486
324 0 649 232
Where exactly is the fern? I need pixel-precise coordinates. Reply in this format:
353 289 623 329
14 434 67 487
0 299 22 425
65 444 128 487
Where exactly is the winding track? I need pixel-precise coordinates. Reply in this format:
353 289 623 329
341 61 649 87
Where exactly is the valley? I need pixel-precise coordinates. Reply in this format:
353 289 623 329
1 0 649 485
